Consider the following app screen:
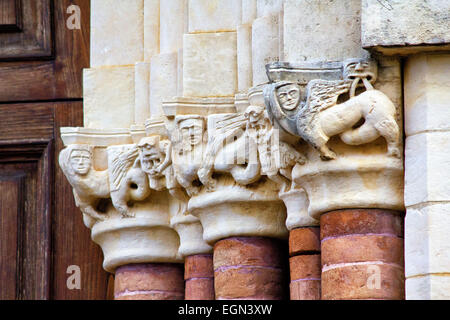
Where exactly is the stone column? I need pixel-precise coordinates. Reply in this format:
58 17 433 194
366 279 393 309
404 54 450 299
361 0 450 299
184 254 215 300
114 263 184 300
321 209 404 300
214 237 287 300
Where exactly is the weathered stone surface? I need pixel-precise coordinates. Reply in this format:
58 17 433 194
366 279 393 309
237 23 253 92
135 62 151 124
405 54 450 136
256 0 283 18
114 263 184 300
320 209 404 240
150 52 178 119
362 0 450 54
183 32 237 97
284 0 369 63
215 267 285 300
84 66 135 129
160 0 186 54
185 254 214 279
405 132 450 206
322 264 404 300
213 237 286 269
144 0 160 61
188 0 241 33
289 255 321 281
289 227 320 256
322 235 404 266
91 0 144 67
406 274 450 300
185 278 215 300
405 203 450 277
290 280 321 300
242 0 257 24
252 14 279 85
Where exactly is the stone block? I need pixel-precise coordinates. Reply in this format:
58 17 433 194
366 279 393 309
242 0 257 24
252 15 279 85
405 54 450 136
183 32 237 97
160 0 186 54
257 0 283 18
290 280 321 300
188 0 241 33
91 0 144 67
405 132 450 206
289 255 321 281
289 227 320 256
405 203 450 277
284 0 369 63
150 52 178 119
135 62 150 124
83 66 135 129
237 23 253 92
406 274 450 300
362 0 450 54
144 0 160 61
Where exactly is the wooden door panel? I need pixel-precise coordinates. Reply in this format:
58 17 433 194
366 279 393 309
0 0 89 102
0 0 53 60
0 0 22 32
0 175 23 300
0 102 110 300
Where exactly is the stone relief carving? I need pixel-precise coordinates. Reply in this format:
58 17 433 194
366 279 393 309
107 144 151 218
172 115 207 197
59 145 110 225
264 59 401 160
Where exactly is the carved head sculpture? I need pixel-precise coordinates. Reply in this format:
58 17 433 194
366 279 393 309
59 144 94 177
343 59 378 83
276 83 301 111
244 105 267 129
175 116 205 148
137 136 163 174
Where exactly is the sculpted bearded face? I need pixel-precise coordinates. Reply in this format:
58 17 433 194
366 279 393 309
179 118 204 147
245 106 266 128
138 137 162 174
70 149 92 176
344 59 377 82
276 84 301 111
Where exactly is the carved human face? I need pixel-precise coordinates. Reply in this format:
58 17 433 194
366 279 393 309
139 143 162 173
277 84 301 111
70 150 92 176
344 60 376 82
179 119 203 147
245 106 265 128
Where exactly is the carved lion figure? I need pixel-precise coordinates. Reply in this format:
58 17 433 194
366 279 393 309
59 145 110 224
265 72 401 160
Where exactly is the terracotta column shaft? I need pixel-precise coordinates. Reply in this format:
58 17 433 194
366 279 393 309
289 227 321 300
114 263 184 300
185 254 215 300
320 209 405 300
213 237 288 300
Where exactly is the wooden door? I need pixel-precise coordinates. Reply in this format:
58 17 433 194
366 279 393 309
0 0 112 300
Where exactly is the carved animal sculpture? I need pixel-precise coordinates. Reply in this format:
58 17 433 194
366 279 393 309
107 145 151 218
59 145 110 224
264 79 401 160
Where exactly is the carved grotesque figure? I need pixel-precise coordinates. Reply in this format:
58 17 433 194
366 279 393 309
172 116 206 196
59 145 110 224
265 60 401 160
138 136 187 201
107 145 150 218
245 105 306 192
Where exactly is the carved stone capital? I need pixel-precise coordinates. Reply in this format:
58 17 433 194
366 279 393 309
264 57 405 220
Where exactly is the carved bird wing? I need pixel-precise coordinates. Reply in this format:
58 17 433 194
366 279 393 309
306 79 351 112
108 145 139 192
